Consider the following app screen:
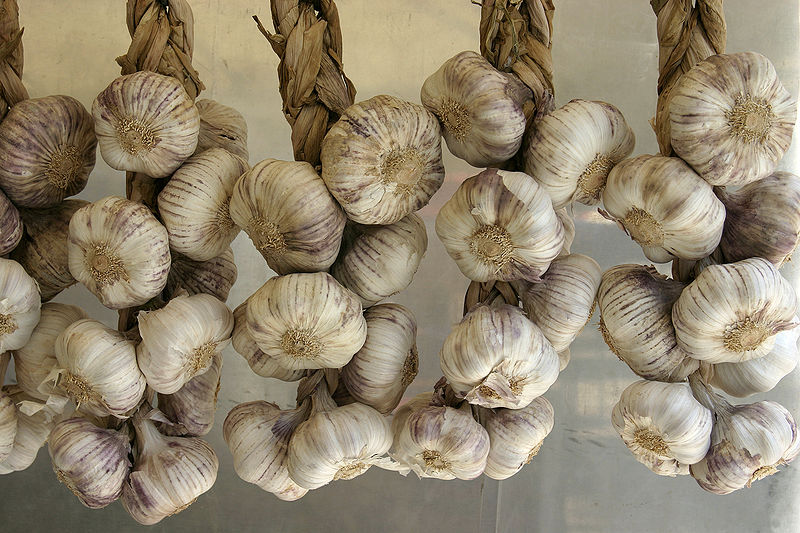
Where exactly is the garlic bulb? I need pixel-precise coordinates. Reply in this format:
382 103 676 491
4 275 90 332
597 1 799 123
229 158 346 274
12 199 88 301
0 95 96 208
224 400 310 501
436 168 564 282
331 214 428 308
0 258 42 352
137 293 234 394
612 380 713 476
602 154 725 262
514 253 602 353
232 301 304 381
49 416 131 508
158 148 248 261
195 99 249 160
440 304 559 409
673 258 798 364
670 52 796 186
246 273 367 371
421 50 531 167
93 71 200 178
476 397 555 480
0 190 22 255
0 388 17 462
122 414 218 525
158 354 222 437
55 318 145 418
67 196 171 309
597 264 698 382
0 386 58 474
717 171 800 266
523 99 635 208
321 94 445 225
164 248 237 302
689 375 800 494
287 382 392 489
340 304 418 414
13 302 88 402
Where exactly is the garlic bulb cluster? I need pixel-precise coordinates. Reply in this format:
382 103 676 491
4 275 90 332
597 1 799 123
0 257 42 352
195 98 249 160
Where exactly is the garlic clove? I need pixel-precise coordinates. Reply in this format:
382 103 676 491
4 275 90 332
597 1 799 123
92 71 200 178
0 388 17 463
0 189 23 255
321 94 445 225
0 257 42 352
164 247 237 303
0 386 60 474
194 98 249 160
231 301 304 381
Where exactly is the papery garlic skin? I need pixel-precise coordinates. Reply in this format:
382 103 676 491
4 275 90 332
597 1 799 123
92 71 200 178
55 319 145 418
331 214 428 308
321 94 445 225
612 380 713 476
229 158 346 274
0 95 96 208
49 417 131 508
0 389 17 462
476 397 555 480
137 293 234 394
164 248 237 302
523 99 635 208
246 273 367 371
224 401 309 501
122 416 218 525
158 353 222 437
0 387 59 474
340 304 418 414
440 304 559 409
195 99 249 160
421 51 530 168
231 301 304 381
436 168 564 282
673 258 798 364
670 52 796 186
0 190 22 255
0 258 41 353
67 196 171 309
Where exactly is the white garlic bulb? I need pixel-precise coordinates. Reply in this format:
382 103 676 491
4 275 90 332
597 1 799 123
164 248 238 302
321 94 445 225
195 98 249 160
158 353 222 437
137 293 234 394
340 304 418 414
440 304 559 409
436 168 564 282
67 196 171 309
229 158 346 274
670 52 797 186
122 414 218 525
476 397 555 480
673 258 798 364
224 400 310 501
0 257 41 352
49 416 131 508
246 273 367 371
420 51 531 167
158 147 248 261
55 318 145 418
612 380 713 476
231 301 303 381
93 71 200 178
0 388 17 463
602 154 725 263
0 386 58 474
331 214 428 308
523 99 635 208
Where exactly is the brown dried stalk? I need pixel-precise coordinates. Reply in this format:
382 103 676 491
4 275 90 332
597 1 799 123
254 0 356 167
651 0 726 155
0 0 28 121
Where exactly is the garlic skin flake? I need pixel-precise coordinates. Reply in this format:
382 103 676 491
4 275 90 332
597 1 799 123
0 257 42 352
0 386 59 474
0 389 17 462
321 94 445 225
0 95 96 208
246 272 367 371
49 417 131 509
421 51 531 168
67 196 171 309
440 304 559 409
670 52 796 187
158 353 222 437
122 415 218 525
93 71 200 178
612 380 712 476
232 301 304 382
523 99 635 209
138 293 234 394
436 168 564 283
195 98 249 160
673 258 798 364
